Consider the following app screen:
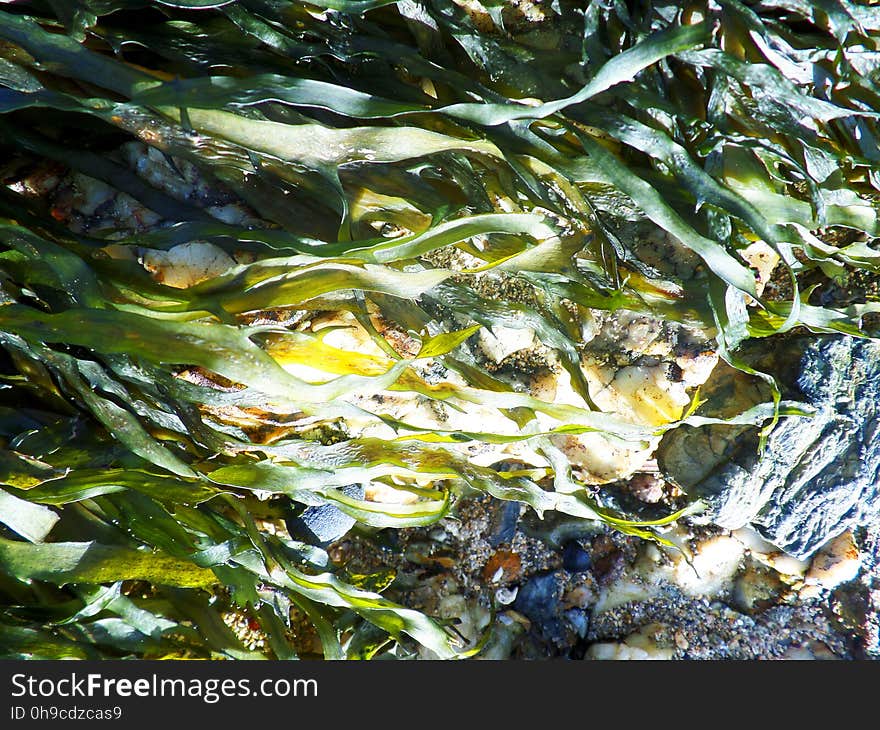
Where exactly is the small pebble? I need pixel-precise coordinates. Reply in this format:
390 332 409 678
626 473 665 504
674 630 689 651
487 500 521 547
482 550 522 584
562 540 592 573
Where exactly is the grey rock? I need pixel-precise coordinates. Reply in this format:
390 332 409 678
562 540 592 573
564 609 590 639
487 498 521 547
285 484 365 547
520 509 602 548
659 336 880 559
513 570 569 646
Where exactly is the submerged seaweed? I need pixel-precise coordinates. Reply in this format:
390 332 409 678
0 0 877 659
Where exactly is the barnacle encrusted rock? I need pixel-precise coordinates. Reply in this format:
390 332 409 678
659 335 880 559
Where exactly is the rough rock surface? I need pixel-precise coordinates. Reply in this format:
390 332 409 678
659 335 880 559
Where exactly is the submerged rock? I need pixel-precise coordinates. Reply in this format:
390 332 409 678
513 570 573 647
659 335 880 559
285 484 365 547
731 557 790 615
486 498 521 548
562 540 592 573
